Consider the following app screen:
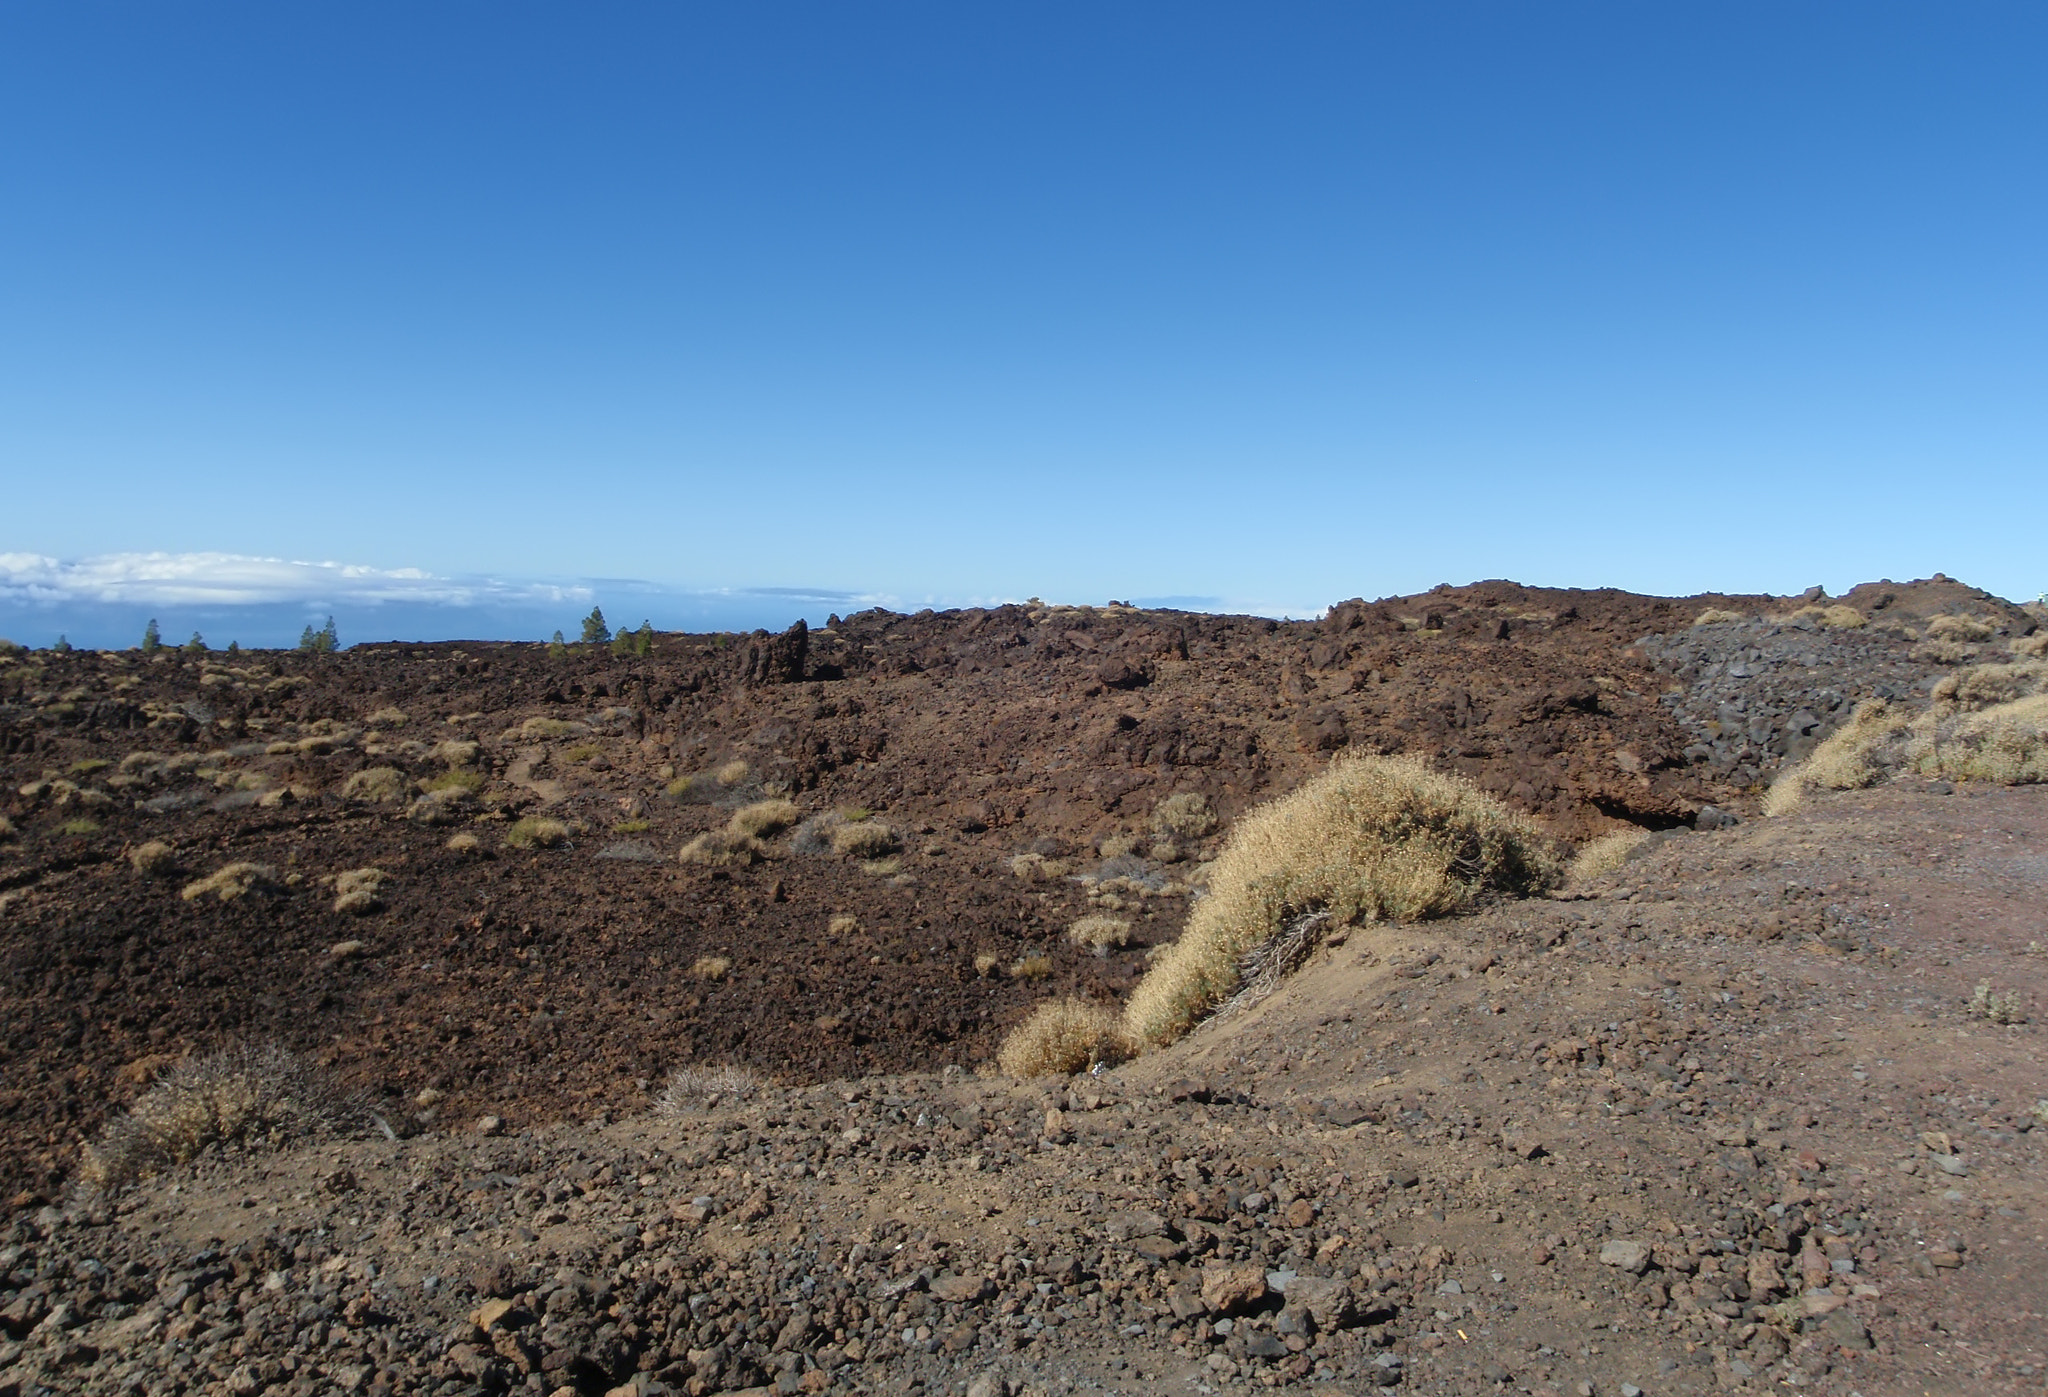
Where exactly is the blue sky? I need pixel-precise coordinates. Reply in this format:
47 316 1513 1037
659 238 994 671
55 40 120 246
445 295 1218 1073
3 4 2044 646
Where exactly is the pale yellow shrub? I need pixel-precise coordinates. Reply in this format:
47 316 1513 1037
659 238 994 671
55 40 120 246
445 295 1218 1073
1910 695 2048 785
827 914 859 937
1010 955 1054 980
1097 833 1142 859
512 716 585 741
715 759 751 785
333 867 388 915
1067 915 1132 955
129 840 177 877
973 951 1001 977
363 707 410 729
1693 608 1746 627
1009 852 1071 881
445 831 483 855
340 767 407 803
504 816 570 849
2013 632 2048 659
997 999 1132 1078
691 955 733 981
1769 685 2048 811
678 829 768 866
78 1044 341 1192
180 862 279 902
1932 660 2048 711
1818 605 1867 630
1568 828 1650 883
830 821 900 858
1151 791 1218 839
1925 614 1994 643
431 739 480 766
729 798 800 839
1119 755 1559 1048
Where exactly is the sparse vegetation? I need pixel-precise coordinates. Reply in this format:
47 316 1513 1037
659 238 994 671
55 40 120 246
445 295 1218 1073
333 867 389 915
55 817 100 836
1569 828 1651 883
677 829 769 866
1151 791 1218 839
363 707 409 729
341 766 408 803
504 816 570 850
514 717 585 741
690 955 733 981
1066 915 1132 955
654 1064 758 1115
78 1044 344 1192
1767 666 2048 814
129 840 177 876
716 759 752 786
298 616 339 653
1115 754 1559 1050
830 821 901 858
997 998 1132 1077
1008 852 1071 881
1817 605 1867 630
729 798 800 839
180 862 279 902
421 767 486 795
1925 614 1994 643
828 914 859 937
973 951 1001 977
1692 608 1746 626
1968 980 2028 1025
445 831 483 855
1010 954 1053 980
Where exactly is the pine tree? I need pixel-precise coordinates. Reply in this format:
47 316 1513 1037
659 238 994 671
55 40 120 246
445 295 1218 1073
315 616 338 653
580 607 610 644
51 635 72 654
547 630 568 659
298 624 316 652
141 619 161 653
185 632 205 653
226 640 240 656
635 620 655 656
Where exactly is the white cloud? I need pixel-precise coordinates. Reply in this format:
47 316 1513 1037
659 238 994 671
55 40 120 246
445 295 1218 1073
0 552 594 609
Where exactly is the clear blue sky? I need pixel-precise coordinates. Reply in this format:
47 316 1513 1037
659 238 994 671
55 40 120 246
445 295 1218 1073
2 3 2043 644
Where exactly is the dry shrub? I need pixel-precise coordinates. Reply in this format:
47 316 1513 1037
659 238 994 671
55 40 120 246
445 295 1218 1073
1912 638 1981 666
830 821 900 858
421 767 485 795
1568 829 1651 883
445 831 483 855
655 1064 758 1115
729 798 799 839
1818 605 1867 631
678 829 769 866
363 707 409 729
1768 680 2048 814
1925 614 1994 643
180 862 279 902
0 815 13 843
2014 632 2048 659
997 999 1132 1078
129 840 177 877
1097 833 1142 859
690 955 733 981
341 767 407 804
512 716 585 741
715 759 751 785
78 1044 344 1192
666 772 722 803
504 816 570 850
1009 852 1071 881
1119 755 1559 1049
1932 660 2048 711
973 951 1001 977
333 867 388 915
1067 915 1132 955
1693 608 1747 627
827 914 859 937
1152 791 1219 839
1010 954 1053 980
431 739 480 766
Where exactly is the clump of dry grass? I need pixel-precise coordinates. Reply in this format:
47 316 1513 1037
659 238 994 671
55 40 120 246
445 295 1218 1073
78 1044 346 1192
830 820 900 858
1568 828 1651 883
997 999 1133 1078
1116 755 1559 1049
729 798 799 839
340 767 408 803
511 716 586 741
180 862 279 902
1097 833 1142 859
445 831 483 855
973 951 1001 977
1817 605 1867 630
504 816 570 850
2013 632 2048 659
1767 669 2048 814
654 1064 759 1115
1008 852 1072 881
1925 614 1994 643
677 829 769 866
1152 791 1218 839
690 955 733 981
827 914 859 937
421 767 485 795
431 739 480 766
1010 954 1053 980
715 758 751 786
1968 980 2028 1025
1067 915 1132 956
1693 608 1747 627
129 840 177 877
363 707 409 729
333 867 388 915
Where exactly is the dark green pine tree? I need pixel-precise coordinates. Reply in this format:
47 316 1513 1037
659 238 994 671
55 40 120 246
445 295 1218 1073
141 618 162 652
580 607 610 644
